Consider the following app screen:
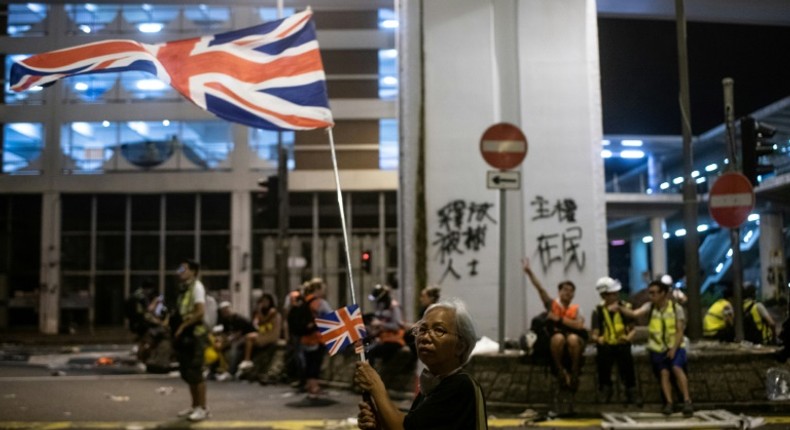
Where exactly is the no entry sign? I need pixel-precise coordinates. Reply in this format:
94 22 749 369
480 123 528 170
709 172 755 229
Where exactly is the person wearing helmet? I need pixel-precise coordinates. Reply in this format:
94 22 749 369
591 277 641 406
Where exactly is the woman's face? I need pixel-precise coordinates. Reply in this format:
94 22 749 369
260 296 271 309
415 307 462 373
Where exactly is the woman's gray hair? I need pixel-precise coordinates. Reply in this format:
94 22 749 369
425 298 477 365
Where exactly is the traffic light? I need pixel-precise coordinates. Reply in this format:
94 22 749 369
361 250 372 273
254 175 279 220
740 116 777 186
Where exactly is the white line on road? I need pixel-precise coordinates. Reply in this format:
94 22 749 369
0 373 178 382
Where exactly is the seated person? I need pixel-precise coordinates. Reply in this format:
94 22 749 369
743 283 777 345
614 280 693 417
215 301 255 375
238 293 282 374
204 331 232 381
522 258 586 391
703 283 734 342
355 298 488 429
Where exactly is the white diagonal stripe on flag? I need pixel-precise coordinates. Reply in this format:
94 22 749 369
710 193 753 208
481 139 525 153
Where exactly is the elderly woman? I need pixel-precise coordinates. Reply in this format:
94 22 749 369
355 298 488 430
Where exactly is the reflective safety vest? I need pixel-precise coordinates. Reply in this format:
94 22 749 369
703 298 731 336
597 301 629 345
178 281 207 336
744 299 771 343
647 301 686 353
551 299 579 320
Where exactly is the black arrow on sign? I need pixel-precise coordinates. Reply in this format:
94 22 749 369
492 175 517 185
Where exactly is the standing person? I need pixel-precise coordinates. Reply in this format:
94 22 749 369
418 286 441 319
522 258 586 391
299 278 332 399
355 298 488 429
590 277 641 406
614 280 693 416
172 259 210 422
367 284 406 368
703 283 735 342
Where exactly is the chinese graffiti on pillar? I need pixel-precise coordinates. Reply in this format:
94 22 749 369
530 195 586 273
432 199 496 283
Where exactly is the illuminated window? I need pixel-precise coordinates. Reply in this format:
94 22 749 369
380 119 398 170
65 3 118 34
6 3 47 37
258 7 296 22
249 129 295 169
2 123 44 174
61 120 233 173
379 49 397 99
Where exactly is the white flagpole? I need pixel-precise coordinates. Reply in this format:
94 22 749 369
326 127 366 361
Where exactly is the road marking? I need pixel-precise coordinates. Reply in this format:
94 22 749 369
0 373 177 382
0 416 786 429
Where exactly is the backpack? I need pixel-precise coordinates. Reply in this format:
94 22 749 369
287 295 318 337
528 312 552 365
742 302 763 344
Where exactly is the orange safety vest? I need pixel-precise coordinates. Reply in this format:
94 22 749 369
550 299 579 320
300 294 323 346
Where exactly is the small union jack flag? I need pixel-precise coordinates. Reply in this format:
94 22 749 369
316 304 366 356
10 10 333 131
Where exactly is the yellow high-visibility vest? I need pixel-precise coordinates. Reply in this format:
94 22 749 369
647 301 686 353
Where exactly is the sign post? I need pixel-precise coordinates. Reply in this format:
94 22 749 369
480 123 528 353
709 171 755 342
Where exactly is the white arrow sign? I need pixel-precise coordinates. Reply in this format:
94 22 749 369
486 171 521 190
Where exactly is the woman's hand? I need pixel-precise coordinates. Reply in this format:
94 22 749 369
357 400 378 429
355 361 385 398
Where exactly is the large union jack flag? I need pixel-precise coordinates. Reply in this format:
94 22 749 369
316 304 366 356
9 10 333 131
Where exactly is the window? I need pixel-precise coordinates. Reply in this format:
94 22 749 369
61 120 233 173
2 123 44 174
5 3 47 36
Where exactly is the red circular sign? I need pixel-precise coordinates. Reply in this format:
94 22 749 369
709 172 755 229
479 123 528 170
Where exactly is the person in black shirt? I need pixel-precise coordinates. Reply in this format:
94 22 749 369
355 298 488 430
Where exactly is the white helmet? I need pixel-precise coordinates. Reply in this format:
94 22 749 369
660 274 673 287
595 276 622 294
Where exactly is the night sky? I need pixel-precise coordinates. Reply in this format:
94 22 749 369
598 18 790 135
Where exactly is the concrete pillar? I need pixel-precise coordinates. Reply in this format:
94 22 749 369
230 190 252 318
39 8 65 333
650 217 667 281
419 0 607 339
398 0 422 324
758 212 786 302
39 192 60 334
